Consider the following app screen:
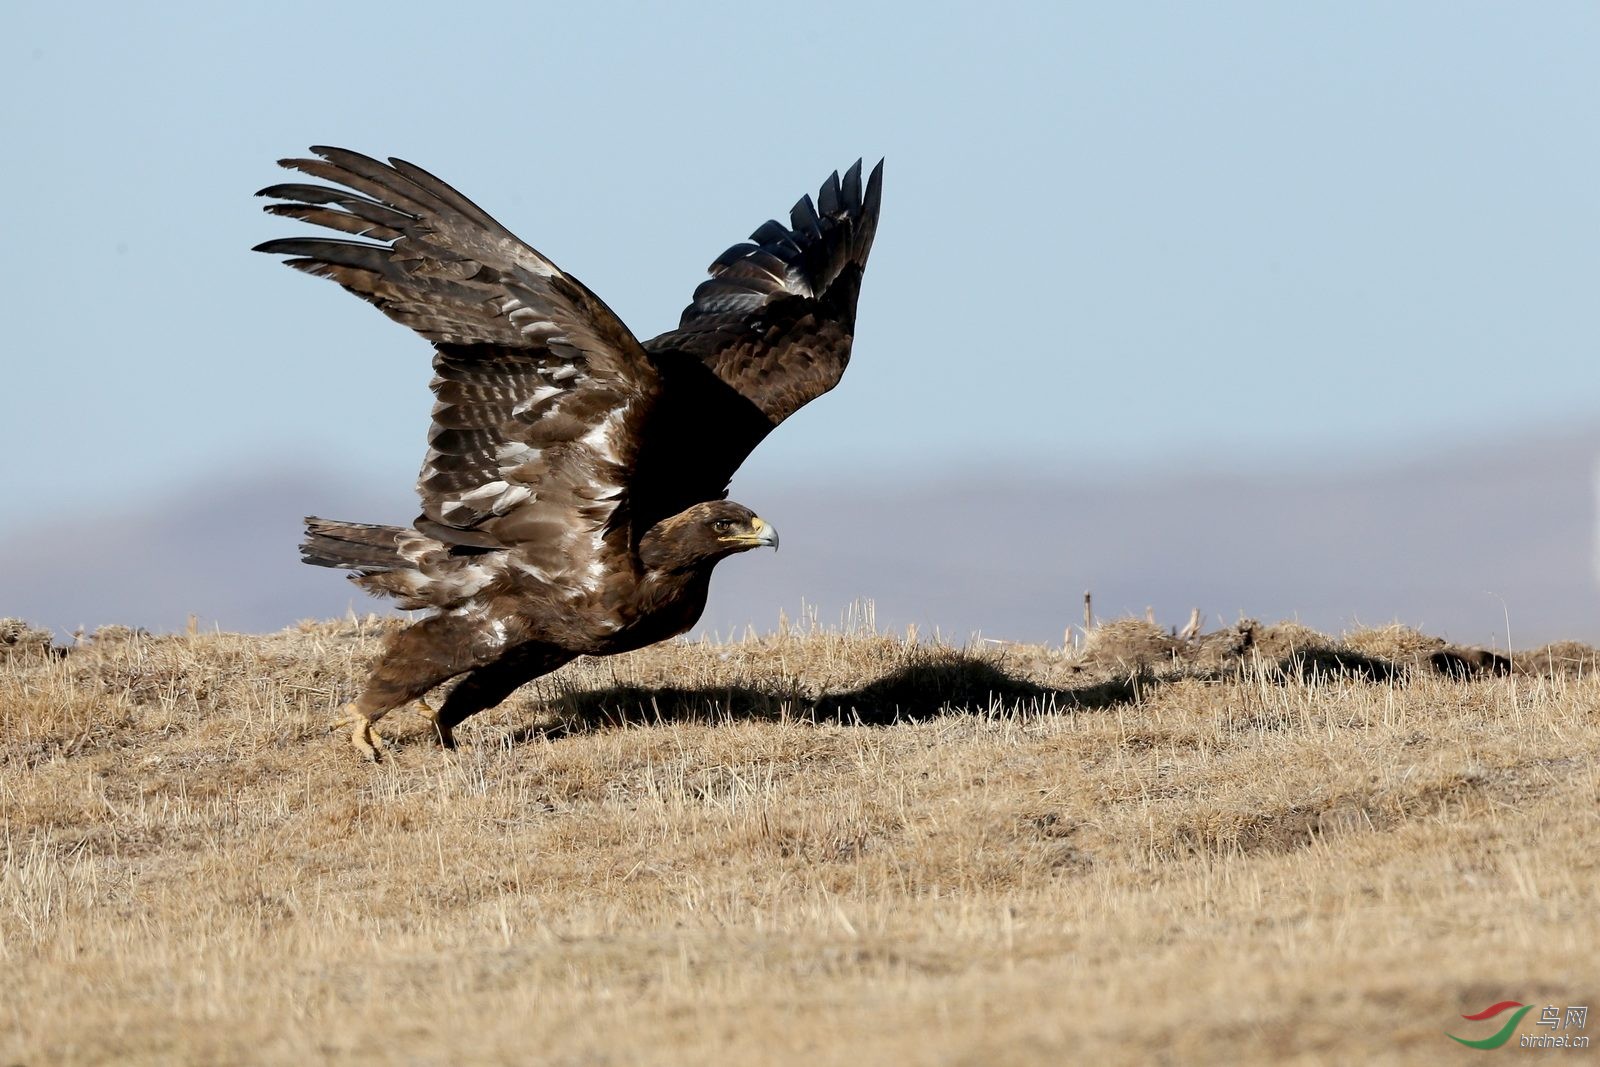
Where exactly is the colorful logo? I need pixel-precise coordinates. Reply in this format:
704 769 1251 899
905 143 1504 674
1448 1002 1534 1049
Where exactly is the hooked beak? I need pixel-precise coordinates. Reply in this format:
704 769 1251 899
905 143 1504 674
737 516 779 550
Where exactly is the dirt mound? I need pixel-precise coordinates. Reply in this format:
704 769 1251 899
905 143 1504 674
0 618 57 660
1076 619 1179 670
1514 641 1600 677
1072 617 1529 682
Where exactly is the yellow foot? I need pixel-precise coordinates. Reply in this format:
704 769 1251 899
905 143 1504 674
330 707 385 762
414 701 457 750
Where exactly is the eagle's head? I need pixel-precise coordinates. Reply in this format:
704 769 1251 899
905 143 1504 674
638 501 779 573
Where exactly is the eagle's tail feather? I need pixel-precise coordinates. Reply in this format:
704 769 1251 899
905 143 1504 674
301 517 406 572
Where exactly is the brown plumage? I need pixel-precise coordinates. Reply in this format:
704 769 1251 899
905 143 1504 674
255 147 881 758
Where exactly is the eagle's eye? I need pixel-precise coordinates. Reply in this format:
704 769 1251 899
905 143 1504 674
712 519 734 533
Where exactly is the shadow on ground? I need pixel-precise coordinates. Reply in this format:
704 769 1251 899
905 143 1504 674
521 653 1155 742
475 618 1563 748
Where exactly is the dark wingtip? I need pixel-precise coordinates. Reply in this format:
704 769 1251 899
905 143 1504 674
252 237 358 259
817 170 843 216
864 158 884 217
789 193 821 234
840 159 864 211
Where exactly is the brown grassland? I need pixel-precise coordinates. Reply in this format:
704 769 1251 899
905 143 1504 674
1 613 1596 1064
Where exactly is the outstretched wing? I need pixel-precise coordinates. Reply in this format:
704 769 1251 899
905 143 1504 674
255 147 656 584
644 159 882 426
622 160 881 532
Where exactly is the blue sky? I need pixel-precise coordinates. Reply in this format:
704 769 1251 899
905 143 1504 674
3 1 1597 539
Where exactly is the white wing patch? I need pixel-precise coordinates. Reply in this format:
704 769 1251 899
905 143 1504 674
379 533 511 609
458 480 510 505
416 283 647 605
445 602 514 652
585 555 608 590
447 562 500 599
579 408 628 466
512 558 556 583
456 480 533 515
499 295 576 343
511 384 562 416
776 264 814 299
495 441 536 466
425 329 638 548
397 531 433 564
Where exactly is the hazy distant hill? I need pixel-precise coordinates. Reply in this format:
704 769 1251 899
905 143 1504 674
3 430 1594 646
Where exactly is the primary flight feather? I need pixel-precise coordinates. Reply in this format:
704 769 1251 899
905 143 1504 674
255 147 882 758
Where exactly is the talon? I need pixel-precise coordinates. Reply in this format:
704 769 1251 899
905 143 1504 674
414 702 457 750
331 707 385 763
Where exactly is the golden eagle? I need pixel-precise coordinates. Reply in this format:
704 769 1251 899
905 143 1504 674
255 147 881 759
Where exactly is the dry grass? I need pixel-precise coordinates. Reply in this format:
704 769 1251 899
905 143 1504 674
2 614 1597 1065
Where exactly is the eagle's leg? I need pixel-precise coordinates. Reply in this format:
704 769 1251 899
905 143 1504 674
332 612 521 762
414 701 455 750
423 643 577 749
330 706 387 762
